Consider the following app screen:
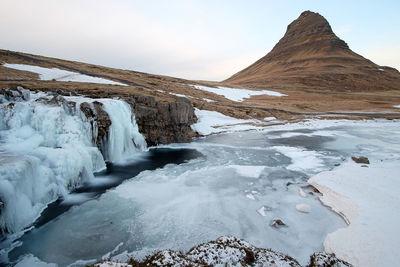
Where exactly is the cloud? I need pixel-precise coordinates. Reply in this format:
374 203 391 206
361 45 400 70
0 0 262 81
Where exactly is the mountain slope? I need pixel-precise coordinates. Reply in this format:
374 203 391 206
225 11 400 91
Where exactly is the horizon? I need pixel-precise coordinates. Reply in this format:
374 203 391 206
1 0 399 81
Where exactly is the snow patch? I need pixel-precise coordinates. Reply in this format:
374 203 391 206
191 108 262 135
193 85 286 102
3 63 127 86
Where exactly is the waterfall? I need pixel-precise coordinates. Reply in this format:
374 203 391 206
0 88 146 233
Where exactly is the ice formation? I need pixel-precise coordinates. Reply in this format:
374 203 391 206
0 88 146 233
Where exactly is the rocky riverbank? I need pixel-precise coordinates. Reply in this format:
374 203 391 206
91 236 352 267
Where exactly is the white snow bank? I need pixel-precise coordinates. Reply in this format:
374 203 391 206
0 88 145 233
3 63 127 86
191 108 262 135
309 159 400 267
194 85 286 102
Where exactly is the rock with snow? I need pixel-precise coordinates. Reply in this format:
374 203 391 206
308 252 353 267
93 236 353 266
271 219 287 228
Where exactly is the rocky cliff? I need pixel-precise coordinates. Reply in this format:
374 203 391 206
225 11 400 92
126 95 197 146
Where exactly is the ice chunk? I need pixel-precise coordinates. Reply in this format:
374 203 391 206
230 165 265 178
246 194 256 200
299 188 307 198
257 206 267 217
296 204 311 213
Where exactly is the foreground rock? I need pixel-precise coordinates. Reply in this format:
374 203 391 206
93 236 352 267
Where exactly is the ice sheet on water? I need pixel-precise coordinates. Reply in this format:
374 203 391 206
10 129 347 266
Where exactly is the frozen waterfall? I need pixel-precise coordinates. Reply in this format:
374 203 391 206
0 88 146 233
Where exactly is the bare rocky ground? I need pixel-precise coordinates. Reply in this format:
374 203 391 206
1 47 400 148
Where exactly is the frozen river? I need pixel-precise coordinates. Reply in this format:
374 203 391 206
3 117 400 266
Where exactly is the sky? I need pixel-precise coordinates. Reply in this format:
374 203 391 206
1 0 399 81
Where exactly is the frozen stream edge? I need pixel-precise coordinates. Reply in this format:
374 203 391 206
308 159 400 267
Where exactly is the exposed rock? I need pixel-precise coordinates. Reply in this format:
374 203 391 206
351 156 370 164
308 252 353 267
0 86 30 102
271 219 287 228
125 95 197 146
80 101 112 146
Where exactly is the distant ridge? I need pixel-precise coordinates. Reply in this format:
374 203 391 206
225 11 400 91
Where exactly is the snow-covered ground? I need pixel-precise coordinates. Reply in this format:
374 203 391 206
3 63 127 86
193 85 286 102
191 108 265 135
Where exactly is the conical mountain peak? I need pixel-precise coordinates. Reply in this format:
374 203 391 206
225 11 400 91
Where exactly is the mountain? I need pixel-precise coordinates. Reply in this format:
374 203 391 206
225 11 400 91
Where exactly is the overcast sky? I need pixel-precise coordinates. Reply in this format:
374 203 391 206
1 0 399 81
